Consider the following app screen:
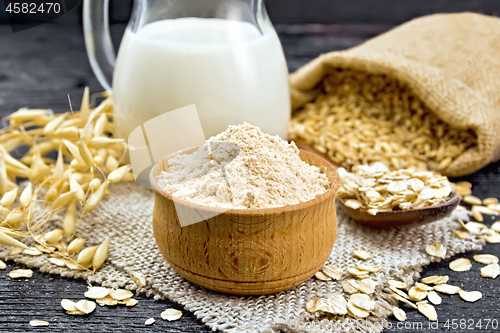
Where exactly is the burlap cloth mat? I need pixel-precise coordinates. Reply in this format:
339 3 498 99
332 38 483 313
0 182 484 332
290 12 500 177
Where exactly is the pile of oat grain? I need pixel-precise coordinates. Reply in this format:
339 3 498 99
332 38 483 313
289 69 477 173
157 123 330 209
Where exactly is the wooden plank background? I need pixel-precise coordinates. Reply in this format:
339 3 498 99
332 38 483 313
100 0 500 24
1 0 500 24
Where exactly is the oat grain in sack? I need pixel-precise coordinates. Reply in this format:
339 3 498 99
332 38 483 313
290 13 500 177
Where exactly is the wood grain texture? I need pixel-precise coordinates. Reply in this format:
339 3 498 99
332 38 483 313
9 0 496 25
150 148 339 295
0 21 499 332
264 0 500 24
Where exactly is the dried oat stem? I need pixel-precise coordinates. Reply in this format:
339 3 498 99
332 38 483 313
0 89 129 273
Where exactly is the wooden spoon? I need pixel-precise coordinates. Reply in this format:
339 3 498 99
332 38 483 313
293 141 461 228
338 191 461 228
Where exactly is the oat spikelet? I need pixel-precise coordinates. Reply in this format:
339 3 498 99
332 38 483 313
107 165 131 184
19 183 33 208
92 238 110 272
88 137 125 150
44 229 63 244
105 155 119 172
53 144 65 179
94 114 107 138
5 209 25 227
88 178 102 192
62 139 86 166
0 154 9 195
77 245 98 265
4 150 32 174
44 113 67 135
79 87 90 126
0 227 25 238
67 238 85 254
83 181 108 214
0 92 125 268
78 139 94 168
63 201 77 239
52 191 75 210
68 172 85 203
0 232 28 249
7 109 52 122
0 188 18 207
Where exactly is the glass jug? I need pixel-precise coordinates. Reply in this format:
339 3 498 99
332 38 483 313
83 0 290 142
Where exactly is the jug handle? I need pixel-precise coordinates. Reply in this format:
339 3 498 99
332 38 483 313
83 0 115 92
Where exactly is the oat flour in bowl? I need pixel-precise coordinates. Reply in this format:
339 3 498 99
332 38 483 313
156 123 330 209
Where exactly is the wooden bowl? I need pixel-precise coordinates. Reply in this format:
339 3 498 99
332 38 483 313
338 191 461 228
150 147 340 295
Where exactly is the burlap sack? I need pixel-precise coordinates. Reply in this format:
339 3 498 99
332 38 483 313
290 13 500 177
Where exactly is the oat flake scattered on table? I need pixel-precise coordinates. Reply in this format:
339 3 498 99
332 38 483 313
161 308 183 321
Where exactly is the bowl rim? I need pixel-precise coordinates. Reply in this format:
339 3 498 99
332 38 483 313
149 146 339 217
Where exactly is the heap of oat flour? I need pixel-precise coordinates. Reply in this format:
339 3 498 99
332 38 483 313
156 123 330 209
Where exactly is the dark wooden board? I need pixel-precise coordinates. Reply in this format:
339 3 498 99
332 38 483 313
0 19 499 332
4 0 500 25
4 1 500 26
265 0 500 24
